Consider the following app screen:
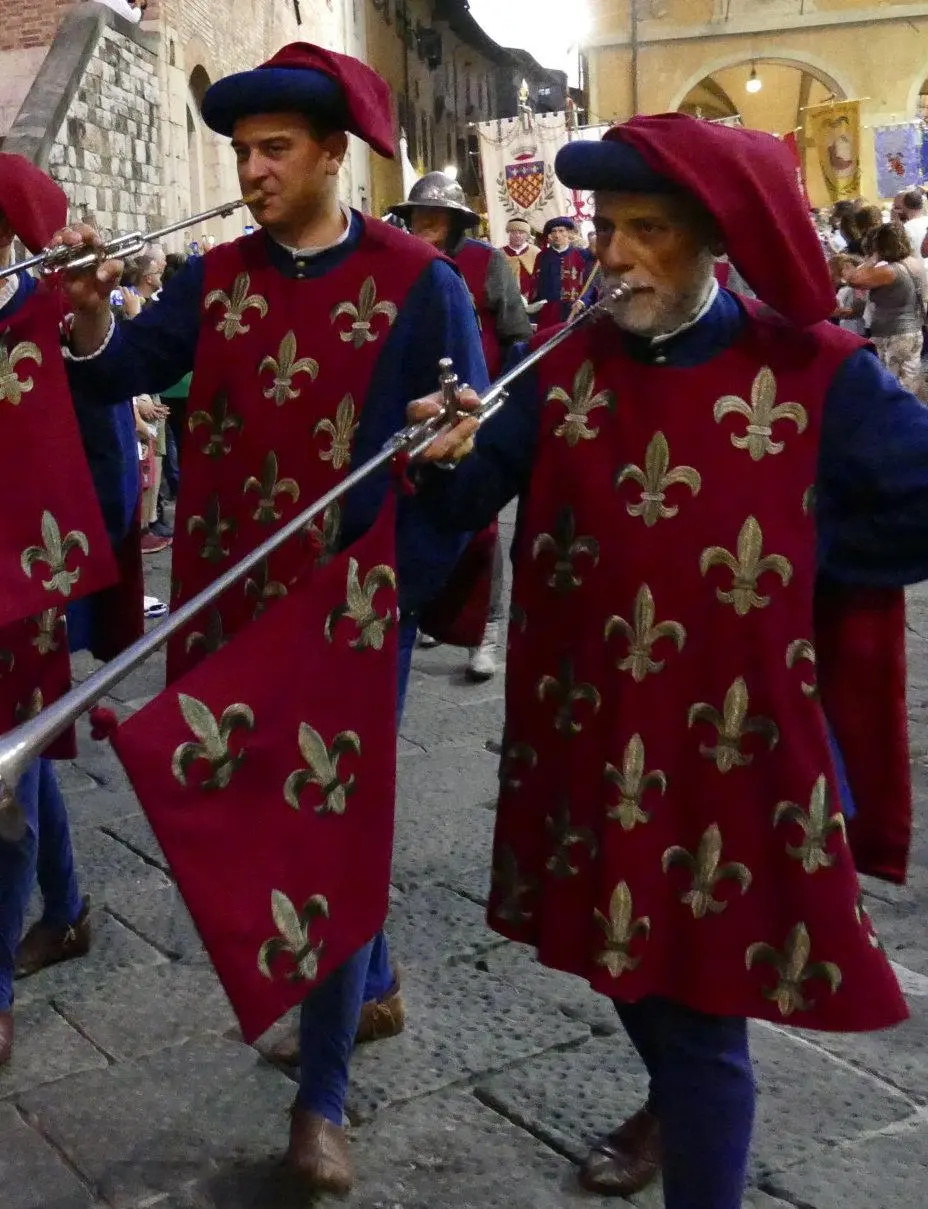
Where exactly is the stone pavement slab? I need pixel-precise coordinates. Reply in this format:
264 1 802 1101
385 883 506 969
13 911 166 1006
52 962 237 1062
104 881 207 964
16 1039 295 1208
101 811 169 874
478 947 621 1036
0 1102 94 1209
180 1092 606 1209
345 963 591 1122
476 1023 914 1184
766 1113 928 1209
0 1000 107 1100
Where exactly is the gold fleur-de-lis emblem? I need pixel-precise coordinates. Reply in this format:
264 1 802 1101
603 734 666 830
324 558 397 651
242 451 300 525
15 688 43 722
536 656 601 736
331 276 398 349
545 799 598 878
283 723 361 815
855 895 885 951
786 639 817 699
31 608 63 656
500 741 537 790
171 693 255 790
258 330 319 406
21 512 90 597
745 922 842 1016
314 395 358 470
187 495 237 563
546 361 616 446
605 585 686 682
306 502 342 567
802 485 815 517
204 272 269 339
184 608 227 657
615 432 701 527
700 517 793 616
258 890 329 983
773 775 847 873
491 846 537 924
187 392 243 458
714 367 808 461
244 557 288 618
0 338 41 405
531 506 599 593
662 823 752 918
688 677 779 773
594 882 651 978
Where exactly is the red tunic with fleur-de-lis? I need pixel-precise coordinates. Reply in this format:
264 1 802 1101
0 283 116 745
492 310 909 1032
167 220 439 682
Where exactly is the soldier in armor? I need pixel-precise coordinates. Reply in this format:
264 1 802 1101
390 171 530 681
0 157 122 1067
407 114 928 1207
54 44 486 1195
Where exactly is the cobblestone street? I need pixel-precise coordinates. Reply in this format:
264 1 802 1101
4 522 928 1208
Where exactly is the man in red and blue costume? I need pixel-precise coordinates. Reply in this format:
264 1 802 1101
0 155 122 1067
58 42 486 1195
409 114 925 1207
529 215 593 327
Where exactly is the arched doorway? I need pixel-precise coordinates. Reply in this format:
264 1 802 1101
677 60 840 135
185 65 241 248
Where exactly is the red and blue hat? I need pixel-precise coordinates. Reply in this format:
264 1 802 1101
202 43 396 159
0 154 67 253
556 113 834 327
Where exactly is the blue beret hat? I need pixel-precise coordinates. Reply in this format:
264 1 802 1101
555 138 676 194
542 216 577 238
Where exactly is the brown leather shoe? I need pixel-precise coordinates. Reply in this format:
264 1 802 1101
578 1106 661 1197
0 1011 12 1067
15 897 91 979
286 1103 352 1197
356 979 405 1044
268 976 406 1068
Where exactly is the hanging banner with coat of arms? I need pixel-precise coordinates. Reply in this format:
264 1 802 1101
478 112 577 246
804 100 862 203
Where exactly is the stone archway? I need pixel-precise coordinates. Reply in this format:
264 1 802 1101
185 65 241 247
670 53 850 116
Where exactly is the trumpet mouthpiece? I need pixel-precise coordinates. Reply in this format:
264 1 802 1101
242 192 263 206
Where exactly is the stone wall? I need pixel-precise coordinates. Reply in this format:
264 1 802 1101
46 22 161 235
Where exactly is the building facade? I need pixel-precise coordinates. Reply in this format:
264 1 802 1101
584 0 928 202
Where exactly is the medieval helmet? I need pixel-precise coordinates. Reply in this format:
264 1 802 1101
389 171 480 226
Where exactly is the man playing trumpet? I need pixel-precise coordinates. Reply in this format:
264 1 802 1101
408 114 928 1207
56 42 486 1195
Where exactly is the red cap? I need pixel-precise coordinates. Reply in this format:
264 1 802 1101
605 115 835 328
202 42 396 160
0 154 68 253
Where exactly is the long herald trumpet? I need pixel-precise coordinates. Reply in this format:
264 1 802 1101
0 285 628 841
0 198 256 283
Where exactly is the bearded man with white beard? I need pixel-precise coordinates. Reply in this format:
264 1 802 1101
404 114 928 1208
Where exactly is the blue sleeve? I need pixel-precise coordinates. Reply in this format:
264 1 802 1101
65 259 204 401
413 340 539 533
817 347 928 585
339 258 493 613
